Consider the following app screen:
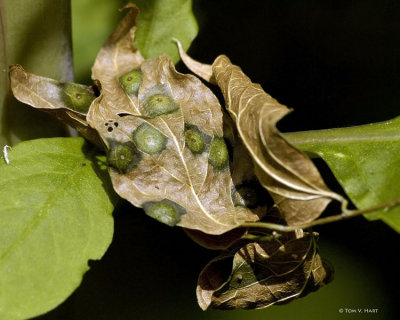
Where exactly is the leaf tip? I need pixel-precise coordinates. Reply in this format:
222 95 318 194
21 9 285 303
118 2 139 12
174 39 214 83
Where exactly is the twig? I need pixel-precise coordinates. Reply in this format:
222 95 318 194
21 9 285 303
241 197 400 232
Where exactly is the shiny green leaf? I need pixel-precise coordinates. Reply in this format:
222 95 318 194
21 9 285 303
285 117 400 232
134 0 198 63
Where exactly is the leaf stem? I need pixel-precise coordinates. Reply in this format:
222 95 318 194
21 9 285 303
283 117 400 147
241 232 281 242
241 197 400 232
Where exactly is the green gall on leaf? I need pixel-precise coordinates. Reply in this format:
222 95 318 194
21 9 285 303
119 69 142 96
208 137 229 170
228 261 258 290
132 123 167 154
62 82 95 114
143 199 186 227
184 127 206 154
143 93 179 118
107 141 141 173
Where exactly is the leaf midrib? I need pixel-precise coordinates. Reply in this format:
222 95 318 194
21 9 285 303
159 114 228 227
284 118 400 146
231 71 334 199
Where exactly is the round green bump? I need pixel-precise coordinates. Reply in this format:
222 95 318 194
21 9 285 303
143 93 179 117
208 137 229 170
119 69 142 96
62 82 95 113
229 262 257 289
133 123 167 154
107 143 139 173
185 129 205 154
144 201 180 226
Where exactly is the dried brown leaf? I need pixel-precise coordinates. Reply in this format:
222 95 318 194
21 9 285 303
91 3 144 116
85 4 271 235
197 232 333 310
9 65 102 147
212 55 344 225
174 39 214 83
184 228 246 250
177 44 343 225
88 51 268 234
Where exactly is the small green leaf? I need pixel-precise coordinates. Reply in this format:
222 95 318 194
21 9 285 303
285 116 400 232
71 0 125 83
134 0 198 63
0 137 115 320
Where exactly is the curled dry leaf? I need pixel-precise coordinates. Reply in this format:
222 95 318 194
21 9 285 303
87 5 266 235
177 45 344 225
197 232 333 310
9 65 102 148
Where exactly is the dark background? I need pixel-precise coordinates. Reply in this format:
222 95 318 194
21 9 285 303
37 1 400 319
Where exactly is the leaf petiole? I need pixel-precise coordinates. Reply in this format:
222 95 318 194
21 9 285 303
241 197 400 232
241 231 282 242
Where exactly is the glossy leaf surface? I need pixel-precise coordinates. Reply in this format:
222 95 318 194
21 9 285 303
285 117 400 232
134 0 198 64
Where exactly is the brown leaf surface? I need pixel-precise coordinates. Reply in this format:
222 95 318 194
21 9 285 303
86 9 267 234
89 52 268 234
197 232 333 310
91 3 144 116
9 65 102 147
212 55 342 225
177 44 343 225
184 228 246 250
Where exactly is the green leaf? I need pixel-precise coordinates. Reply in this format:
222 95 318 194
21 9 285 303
285 117 400 232
71 0 125 83
0 0 72 146
134 0 198 64
0 137 115 320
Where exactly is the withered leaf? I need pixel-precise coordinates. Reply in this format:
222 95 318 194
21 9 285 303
9 65 102 148
178 45 344 225
87 6 266 235
91 3 144 117
197 232 333 310
184 228 246 250
212 56 342 225
89 54 266 234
